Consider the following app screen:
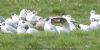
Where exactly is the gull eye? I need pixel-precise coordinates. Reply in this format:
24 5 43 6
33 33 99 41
22 21 25 23
25 25 29 30
2 23 5 26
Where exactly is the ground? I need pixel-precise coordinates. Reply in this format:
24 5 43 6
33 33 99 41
0 0 100 50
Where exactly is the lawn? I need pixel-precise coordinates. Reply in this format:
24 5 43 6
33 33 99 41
0 0 100 50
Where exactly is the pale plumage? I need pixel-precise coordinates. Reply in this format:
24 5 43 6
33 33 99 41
35 18 45 30
90 10 100 22
62 15 76 31
89 21 99 30
26 10 39 25
19 9 28 20
5 18 18 29
44 18 58 33
1 22 17 33
26 25 39 33
78 24 89 31
11 14 20 24
17 24 26 34
78 20 99 31
56 26 70 33
17 20 27 34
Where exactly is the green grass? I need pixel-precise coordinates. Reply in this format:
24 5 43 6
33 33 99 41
0 0 100 50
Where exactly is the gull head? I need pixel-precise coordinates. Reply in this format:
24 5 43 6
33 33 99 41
90 10 96 15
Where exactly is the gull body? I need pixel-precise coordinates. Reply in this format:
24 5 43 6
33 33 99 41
26 11 38 25
56 26 70 33
26 25 39 33
90 10 100 22
5 18 18 29
78 24 89 31
19 9 28 20
1 22 17 33
11 14 20 24
44 18 58 33
17 20 27 34
62 15 76 31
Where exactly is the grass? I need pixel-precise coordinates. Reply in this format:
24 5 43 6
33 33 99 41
0 0 100 50
0 30 100 50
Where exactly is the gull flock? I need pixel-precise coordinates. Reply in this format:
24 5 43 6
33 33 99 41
0 9 100 34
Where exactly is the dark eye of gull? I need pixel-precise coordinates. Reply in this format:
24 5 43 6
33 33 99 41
25 25 29 30
22 21 25 23
2 23 5 26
